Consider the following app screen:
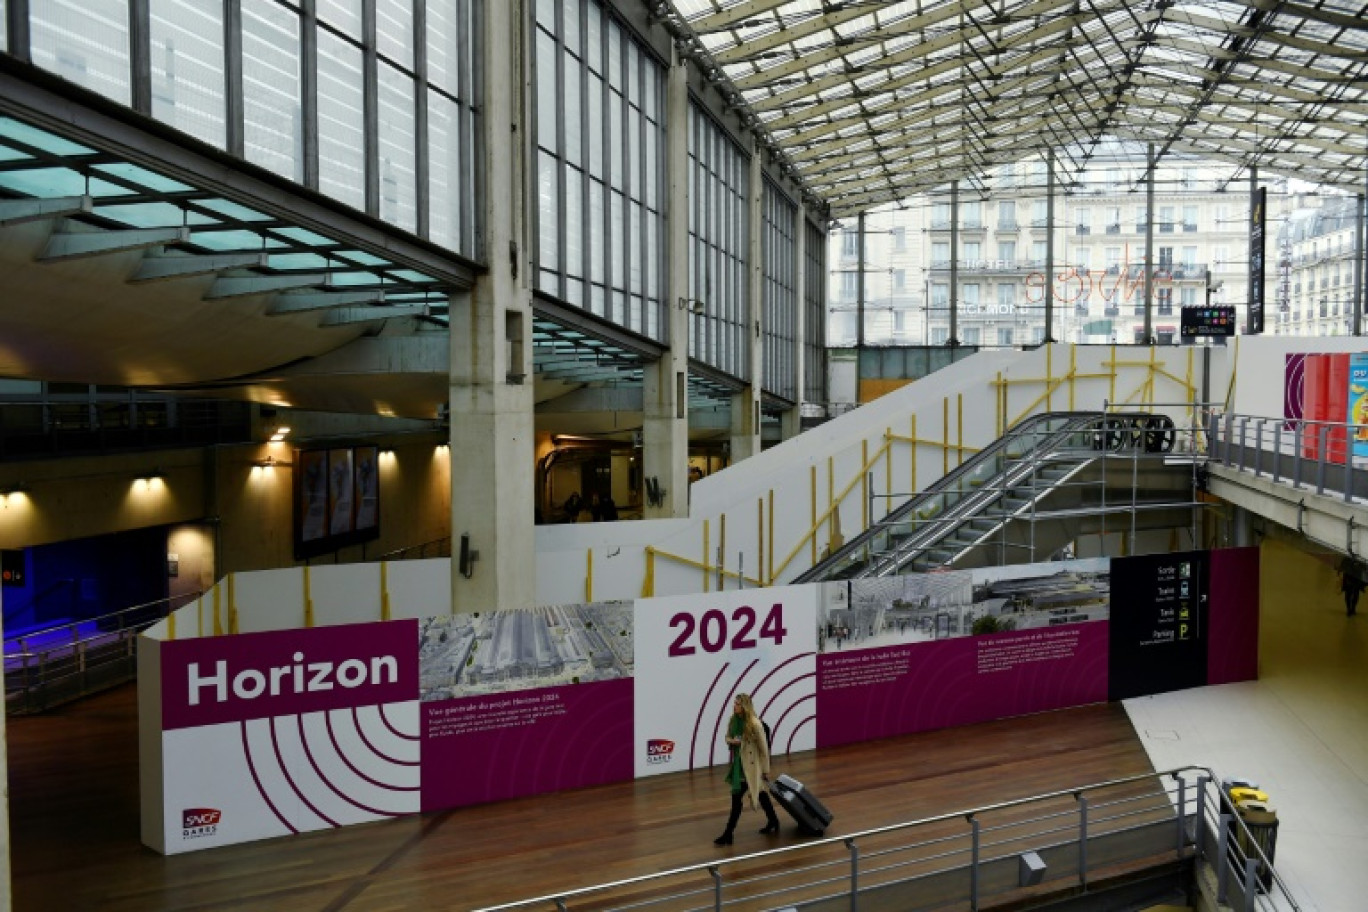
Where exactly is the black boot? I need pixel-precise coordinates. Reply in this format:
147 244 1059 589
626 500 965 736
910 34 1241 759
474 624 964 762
715 793 742 845
758 791 781 835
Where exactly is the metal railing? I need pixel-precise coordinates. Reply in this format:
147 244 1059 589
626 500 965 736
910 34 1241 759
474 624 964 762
473 766 1300 912
801 410 1204 582
1209 412 1368 505
377 537 452 561
4 593 197 714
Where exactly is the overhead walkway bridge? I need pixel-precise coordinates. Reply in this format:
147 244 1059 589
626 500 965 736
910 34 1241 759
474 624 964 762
797 411 1203 584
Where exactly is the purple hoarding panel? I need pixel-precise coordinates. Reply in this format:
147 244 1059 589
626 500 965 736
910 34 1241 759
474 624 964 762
161 620 419 730
420 678 633 811
1207 547 1260 686
815 623 1108 749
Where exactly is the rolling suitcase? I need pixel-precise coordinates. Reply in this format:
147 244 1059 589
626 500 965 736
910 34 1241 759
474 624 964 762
770 773 833 836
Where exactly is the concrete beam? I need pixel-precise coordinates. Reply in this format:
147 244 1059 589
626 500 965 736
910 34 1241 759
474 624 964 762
131 252 268 282
41 224 187 260
0 195 91 225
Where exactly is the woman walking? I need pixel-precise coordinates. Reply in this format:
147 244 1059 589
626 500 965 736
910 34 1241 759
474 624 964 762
714 693 782 845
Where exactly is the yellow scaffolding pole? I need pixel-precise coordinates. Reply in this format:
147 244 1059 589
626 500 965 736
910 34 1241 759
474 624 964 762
228 572 239 634
212 584 223 637
380 562 391 622
303 566 315 628
585 549 593 603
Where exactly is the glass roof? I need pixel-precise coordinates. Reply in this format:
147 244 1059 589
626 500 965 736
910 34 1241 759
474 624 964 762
0 115 457 300
665 0 1368 217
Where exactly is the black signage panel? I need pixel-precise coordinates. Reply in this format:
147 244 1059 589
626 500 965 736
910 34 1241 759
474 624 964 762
1108 551 1209 701
1248 187 1266 334
1181 305 1236 338
1 549 24 587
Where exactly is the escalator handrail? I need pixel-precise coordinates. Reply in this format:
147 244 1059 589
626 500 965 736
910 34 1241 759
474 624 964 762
797 411 1156 582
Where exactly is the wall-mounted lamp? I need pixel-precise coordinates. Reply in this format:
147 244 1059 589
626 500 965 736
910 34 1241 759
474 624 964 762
136 469 166 482
255 455 293 469
0 482 30 505
269 425 292 442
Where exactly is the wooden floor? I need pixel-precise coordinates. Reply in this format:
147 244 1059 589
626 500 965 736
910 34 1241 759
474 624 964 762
8 684 1159 912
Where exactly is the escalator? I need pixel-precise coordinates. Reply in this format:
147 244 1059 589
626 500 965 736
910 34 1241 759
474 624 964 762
797 411 1194 582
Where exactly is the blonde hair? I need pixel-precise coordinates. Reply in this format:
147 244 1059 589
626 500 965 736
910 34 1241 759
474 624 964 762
735 693 764 744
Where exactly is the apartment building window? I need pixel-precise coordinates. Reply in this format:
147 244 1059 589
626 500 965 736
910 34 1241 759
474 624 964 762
964 241 982 264
998 200 1016 228
963 327 981 346
1031 199 1048 227
997 240 1016 264
1158 246 1173 267
932 241 950 266
1105 247 1121 273
1075 208 1091 235
963 201 983 229
893 269 906 291
931 326 950 344
1032 326 1045 345
963 283 981 306
1157 288 1173 315
1182 246 1198 269
1032 240 1047 264
893 226 906 250
1159 206 1175 233
839 271 858 300
997 327 1014 346
997 283 1016 309
1135 206 1147 233
930 283 948 307
931 201 951 229
1105 207 1120 233
997 164 1017 189
1181 168 1197 189
842 230 859 257
1075 248 1091 270
1181 287 1197 307
1182 205 1198 232
1213 246 1228 266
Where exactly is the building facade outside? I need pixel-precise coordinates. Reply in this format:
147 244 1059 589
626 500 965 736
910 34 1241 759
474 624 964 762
827 143 1317 349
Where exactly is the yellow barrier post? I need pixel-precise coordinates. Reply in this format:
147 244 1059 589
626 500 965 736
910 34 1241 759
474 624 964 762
703 520 711 593
212 585 223 637
303 566 315 628
380 562 392 621
586 549 593 603
228 572 239 634
809 465 818 565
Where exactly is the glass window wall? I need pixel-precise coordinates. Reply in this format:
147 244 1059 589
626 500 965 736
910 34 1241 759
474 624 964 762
688 105 750 379
763 179 797 402
531 0 665 340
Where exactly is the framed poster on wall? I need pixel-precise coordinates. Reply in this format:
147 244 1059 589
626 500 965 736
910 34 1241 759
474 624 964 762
295 445 380 559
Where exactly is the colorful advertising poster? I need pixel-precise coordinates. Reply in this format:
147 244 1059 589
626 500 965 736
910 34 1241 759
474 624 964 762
1108 551 1208 701
815 561 1111 748
419 604 635 809
157 620 420 854
354 446 379 531
298 450 329 543
328 448 355 535
1349 353 1368 459
633 586 818 778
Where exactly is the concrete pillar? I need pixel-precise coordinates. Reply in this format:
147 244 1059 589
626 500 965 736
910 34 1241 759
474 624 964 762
447 0 534 612
780 203 808 441
731 137 764 461
642 46 690 518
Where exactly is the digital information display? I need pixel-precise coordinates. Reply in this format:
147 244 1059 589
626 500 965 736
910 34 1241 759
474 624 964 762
1180 305 1236 338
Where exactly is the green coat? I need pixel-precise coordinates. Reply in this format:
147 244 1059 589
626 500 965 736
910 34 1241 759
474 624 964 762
724 713 771 808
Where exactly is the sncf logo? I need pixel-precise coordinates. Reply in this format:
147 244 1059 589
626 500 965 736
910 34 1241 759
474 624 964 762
182 807 222 838
646 739 675 765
